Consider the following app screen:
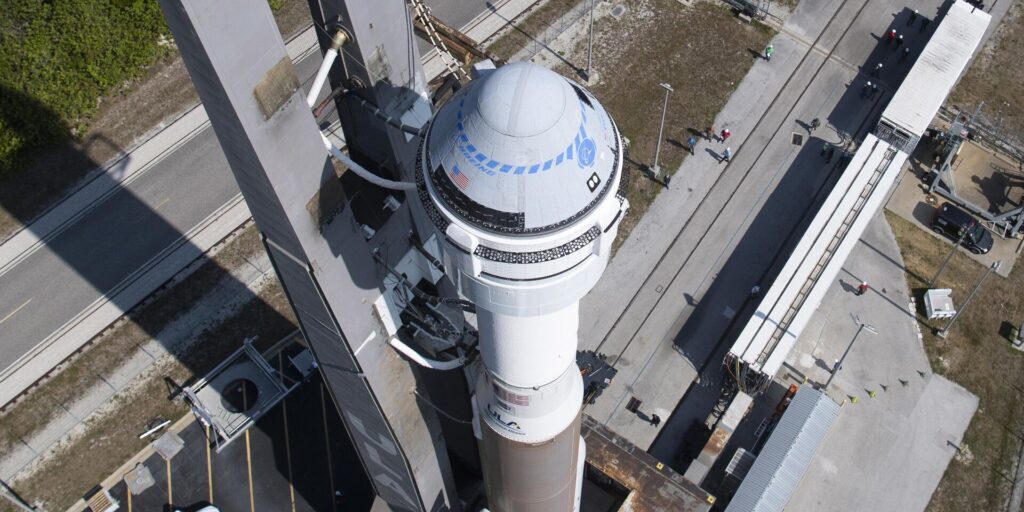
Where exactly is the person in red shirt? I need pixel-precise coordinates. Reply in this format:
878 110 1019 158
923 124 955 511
856 281 870 296
720 128 731 141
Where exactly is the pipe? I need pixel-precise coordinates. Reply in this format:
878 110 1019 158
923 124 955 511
389 336 466 370
306 48 338 108
321 134 417 191
306 29 349 108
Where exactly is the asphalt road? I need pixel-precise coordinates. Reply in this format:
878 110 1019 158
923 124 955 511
0 1 493 373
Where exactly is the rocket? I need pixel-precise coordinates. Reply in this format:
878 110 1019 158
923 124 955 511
415 62 628 511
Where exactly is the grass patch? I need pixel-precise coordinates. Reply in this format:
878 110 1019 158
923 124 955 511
885 211 1024 512
0 0 172 178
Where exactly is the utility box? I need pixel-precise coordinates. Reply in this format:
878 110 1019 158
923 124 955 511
924 288 956 319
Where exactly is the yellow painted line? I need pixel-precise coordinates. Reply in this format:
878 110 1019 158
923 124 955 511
245 429 256 512
0 298 31 325
126 484 132 512
166 458 173 505
153 197 171 210
321 384 337 512
279 355 297 512
206 424 214 504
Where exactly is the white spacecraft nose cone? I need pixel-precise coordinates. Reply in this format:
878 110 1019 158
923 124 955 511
477 62 566 137
421 62 621 235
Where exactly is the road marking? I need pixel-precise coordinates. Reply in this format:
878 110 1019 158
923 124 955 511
321 384 337 512
245 429 255 512
126 484 132 512
0 298 31 325
153 197 171 210
206 424 214 504
166 458 173 505
279 355 297 512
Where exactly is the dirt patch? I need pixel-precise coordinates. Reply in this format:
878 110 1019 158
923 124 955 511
885 211 1024 512
0 0 313 243
949 2 1024 148
487 0 584 60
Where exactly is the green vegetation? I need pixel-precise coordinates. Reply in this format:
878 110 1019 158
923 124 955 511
0 0 172 178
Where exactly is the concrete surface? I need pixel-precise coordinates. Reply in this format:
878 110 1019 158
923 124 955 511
783 214 978 512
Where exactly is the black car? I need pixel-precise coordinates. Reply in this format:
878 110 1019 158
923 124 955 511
930 202 994 254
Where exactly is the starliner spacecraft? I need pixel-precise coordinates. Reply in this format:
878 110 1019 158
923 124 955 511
158 0 625 510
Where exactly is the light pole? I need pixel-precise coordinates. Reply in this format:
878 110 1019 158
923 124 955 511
938 260 1000 338
825 316 878 390
929 227 970 287
586 0 595 81
652 82 673 178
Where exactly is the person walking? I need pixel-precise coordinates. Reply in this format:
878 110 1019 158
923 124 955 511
920 17 930 32
908 9 918 26
900 47 910 62
825 146 835 163
687 135 697 155
872 62 883 77
650 414 662 427
721 147 732 163
821 142 831 157
810 117 821 132
764 44 775 61
896 34 904 48
861 80 872 98
887 29 897 44
750 285 761 299
720 128 732 142
870 82 879 98
705 125 716 142
856 281 870 296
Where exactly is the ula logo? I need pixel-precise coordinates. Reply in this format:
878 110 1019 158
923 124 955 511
487 403 522 431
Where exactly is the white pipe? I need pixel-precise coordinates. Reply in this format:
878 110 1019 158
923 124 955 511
321 134 417 191
306 48 338 108
389 337 466 370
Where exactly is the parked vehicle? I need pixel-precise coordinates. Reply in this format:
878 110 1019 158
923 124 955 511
931 202 993 254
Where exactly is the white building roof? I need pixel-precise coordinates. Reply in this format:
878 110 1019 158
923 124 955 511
881 1 990 137
726 386 840 512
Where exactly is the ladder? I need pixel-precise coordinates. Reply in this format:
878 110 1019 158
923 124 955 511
408 0 469 81
754 146 897 367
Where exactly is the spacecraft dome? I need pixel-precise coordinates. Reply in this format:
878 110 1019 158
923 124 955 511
422 62 621 237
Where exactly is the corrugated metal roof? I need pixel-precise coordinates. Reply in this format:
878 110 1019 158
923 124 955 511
881 1 990 137
725 386 840 512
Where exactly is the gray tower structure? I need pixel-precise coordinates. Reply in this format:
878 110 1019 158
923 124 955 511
157 1 460 510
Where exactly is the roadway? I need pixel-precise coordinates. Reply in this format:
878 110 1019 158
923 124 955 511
0 1 514 381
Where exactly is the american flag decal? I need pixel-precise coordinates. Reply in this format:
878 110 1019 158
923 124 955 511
449 164 470 189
